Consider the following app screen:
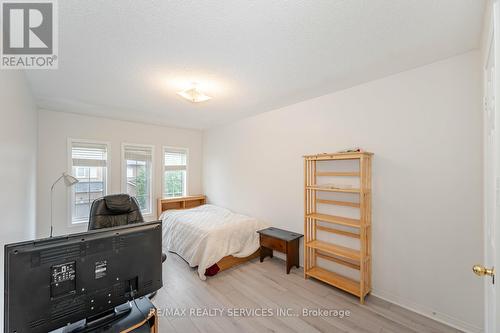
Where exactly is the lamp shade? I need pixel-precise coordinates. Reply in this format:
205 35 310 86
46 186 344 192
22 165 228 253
63 172 79 186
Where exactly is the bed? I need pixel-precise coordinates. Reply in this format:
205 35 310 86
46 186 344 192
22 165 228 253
157 196 265 280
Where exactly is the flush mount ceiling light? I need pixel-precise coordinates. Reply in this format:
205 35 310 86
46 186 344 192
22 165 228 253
177 84 212 103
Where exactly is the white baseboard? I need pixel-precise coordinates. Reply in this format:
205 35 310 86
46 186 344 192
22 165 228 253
371 289 483 333
275 256 482 332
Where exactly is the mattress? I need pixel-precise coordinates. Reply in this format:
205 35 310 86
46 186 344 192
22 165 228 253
160 204 266 280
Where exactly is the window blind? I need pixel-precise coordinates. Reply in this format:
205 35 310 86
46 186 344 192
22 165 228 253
124 145 152 162
164 149 187 171
72 142 108 167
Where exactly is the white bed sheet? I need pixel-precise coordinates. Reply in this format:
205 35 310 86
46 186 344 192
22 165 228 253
160 204 266 280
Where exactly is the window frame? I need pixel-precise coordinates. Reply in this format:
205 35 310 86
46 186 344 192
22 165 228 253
67 138 111 226
162 146 189 198
121 143 155 217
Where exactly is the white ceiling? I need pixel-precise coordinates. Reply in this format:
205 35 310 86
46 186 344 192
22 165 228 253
26 0 486 129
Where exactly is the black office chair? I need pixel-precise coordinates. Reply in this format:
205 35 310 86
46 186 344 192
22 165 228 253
88 194 144 230
88 194 167 263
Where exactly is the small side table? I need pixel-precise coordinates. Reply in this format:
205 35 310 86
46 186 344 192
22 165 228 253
257 227 303 274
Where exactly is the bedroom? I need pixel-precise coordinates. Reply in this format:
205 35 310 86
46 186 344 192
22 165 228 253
0 0 497 332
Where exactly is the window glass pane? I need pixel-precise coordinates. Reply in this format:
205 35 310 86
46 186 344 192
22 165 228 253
163 148 187 197
164 170 186 198
72 166 106 222
76 167 85 177
71 142 108 223
123 145 153 214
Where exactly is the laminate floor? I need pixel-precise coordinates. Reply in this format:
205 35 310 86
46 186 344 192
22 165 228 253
152 254 463 333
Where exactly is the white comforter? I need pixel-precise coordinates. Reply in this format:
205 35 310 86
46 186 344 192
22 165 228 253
160 204 265 280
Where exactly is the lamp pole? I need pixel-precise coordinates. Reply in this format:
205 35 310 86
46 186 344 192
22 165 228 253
50 173 79 237
50 174 64 238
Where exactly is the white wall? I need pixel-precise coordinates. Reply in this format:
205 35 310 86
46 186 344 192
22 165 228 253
0 72 38 242
0 71 38 328
203 51 483 332
37 110 203 237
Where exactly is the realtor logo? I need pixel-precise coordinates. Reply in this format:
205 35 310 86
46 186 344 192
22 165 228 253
1 0 58 69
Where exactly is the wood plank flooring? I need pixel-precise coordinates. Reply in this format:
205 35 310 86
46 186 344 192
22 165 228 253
152 254 463 333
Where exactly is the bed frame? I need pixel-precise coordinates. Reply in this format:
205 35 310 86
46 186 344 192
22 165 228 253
157 195 260 273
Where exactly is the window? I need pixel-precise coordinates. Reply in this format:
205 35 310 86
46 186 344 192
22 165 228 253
70 141 109 223
75 167 97 178
76 167 87 178
122 144 153 215
163 147 187 198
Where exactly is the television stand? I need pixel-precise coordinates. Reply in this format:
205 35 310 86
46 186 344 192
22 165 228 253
52 297 158 333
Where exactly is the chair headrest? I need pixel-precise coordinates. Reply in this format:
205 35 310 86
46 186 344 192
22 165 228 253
104 194 133 213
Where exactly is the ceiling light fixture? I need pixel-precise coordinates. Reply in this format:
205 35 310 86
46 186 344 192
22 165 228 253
177 83 212 103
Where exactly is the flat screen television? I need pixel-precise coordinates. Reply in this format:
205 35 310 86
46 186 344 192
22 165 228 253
4 221 163 333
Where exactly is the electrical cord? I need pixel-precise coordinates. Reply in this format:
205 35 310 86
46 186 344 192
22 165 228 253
129 285 148 323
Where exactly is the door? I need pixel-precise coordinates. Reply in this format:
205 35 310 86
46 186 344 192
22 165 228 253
478 2 500 331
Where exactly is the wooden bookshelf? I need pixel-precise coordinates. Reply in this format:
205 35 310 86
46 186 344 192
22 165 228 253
306 213 361 228
316 171 360 177
157 195 206 218
306 267 360 296
306 186 361 193
304 152 372 303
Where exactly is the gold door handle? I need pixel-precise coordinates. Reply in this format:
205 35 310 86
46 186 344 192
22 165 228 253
472 265 495 277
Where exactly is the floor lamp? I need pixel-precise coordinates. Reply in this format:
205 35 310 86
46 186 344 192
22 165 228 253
50 172 79 237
